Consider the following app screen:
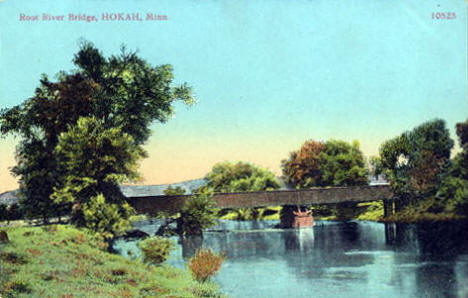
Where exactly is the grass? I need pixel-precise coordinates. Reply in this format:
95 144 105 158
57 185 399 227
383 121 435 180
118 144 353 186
218 206 281 221
217 203 385 222
0 225 224 297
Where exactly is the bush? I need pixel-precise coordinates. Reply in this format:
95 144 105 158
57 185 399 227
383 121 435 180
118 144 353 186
188 248 225 283
0 204 23 224
139 236 174 265
2 280 32 297
0 204 7 222
177 192 217 236
80 193 134 239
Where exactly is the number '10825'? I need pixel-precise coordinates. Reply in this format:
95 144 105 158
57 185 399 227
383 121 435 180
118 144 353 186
432 12 456 19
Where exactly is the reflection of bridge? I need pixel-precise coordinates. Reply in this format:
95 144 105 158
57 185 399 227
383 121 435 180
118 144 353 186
126 185 395 224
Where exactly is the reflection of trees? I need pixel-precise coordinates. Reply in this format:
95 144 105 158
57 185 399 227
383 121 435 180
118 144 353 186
281 222 378 282
179 235 203 259
178 220 468 297
388 221 468 297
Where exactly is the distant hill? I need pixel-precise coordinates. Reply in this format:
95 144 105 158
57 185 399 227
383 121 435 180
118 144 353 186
120 178 207 198
0 190 20 206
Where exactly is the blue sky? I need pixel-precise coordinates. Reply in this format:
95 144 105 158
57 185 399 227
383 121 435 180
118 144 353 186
0 0 467 191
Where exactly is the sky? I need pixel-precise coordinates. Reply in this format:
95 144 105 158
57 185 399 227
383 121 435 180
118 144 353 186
0 0 467 192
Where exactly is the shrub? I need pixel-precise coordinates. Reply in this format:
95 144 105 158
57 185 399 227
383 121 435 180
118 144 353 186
177 192 217 236
188 248 225 283
0 204 7 222
2 280 32 296
80 193 134 239
139 236 174 265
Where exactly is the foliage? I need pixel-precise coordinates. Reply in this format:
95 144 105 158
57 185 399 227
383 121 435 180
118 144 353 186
281 139 368 188
0 204 22 224
203 161 280 220
50 117 143 237
188 248 225 283
0 225 223 297
455 119 468 180
80 194 134 239
379 119 454 208
432 118 468 216
164 186 187 196
281 140 326 188
369 156 383 178
204 161 280 192
218 206 281 221
177 192 217 236
319 140 368 186
139 236 174 265
436 176 468 214
377 118 468 221
0 40 194 223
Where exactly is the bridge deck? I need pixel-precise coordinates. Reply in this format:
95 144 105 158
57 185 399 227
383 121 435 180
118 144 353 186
127 185 393 215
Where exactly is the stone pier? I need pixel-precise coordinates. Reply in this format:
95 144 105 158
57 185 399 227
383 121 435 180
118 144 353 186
280 205 315 228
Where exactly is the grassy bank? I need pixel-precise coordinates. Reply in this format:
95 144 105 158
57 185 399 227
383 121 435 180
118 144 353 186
0 225 223 297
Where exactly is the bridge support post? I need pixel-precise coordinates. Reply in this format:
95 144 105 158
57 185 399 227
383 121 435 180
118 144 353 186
383 198 394 217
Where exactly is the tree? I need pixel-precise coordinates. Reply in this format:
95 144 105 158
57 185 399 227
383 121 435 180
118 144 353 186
203 161 281 220
176 191 217 236
455 119 468 180
204 161 280 192
318 140 368 186
379 119 454 211
435 119 468 215
281 140 326 188
0 41 194 224
281 139 368 188
51 117 143 237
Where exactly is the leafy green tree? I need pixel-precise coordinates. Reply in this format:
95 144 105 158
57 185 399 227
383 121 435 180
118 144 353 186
177 191 217 236
318 140 368 186
434 119 468 215
0 41 193 223
281 139 368 188
379 119 454 210
202 161 280 220
454 119 468 180
204 161 280 192
51 117 143 237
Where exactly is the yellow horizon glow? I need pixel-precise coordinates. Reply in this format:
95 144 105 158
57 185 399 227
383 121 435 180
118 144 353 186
0 135 382 193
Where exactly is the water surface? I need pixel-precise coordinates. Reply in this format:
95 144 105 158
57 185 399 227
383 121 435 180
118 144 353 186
113 220 468 298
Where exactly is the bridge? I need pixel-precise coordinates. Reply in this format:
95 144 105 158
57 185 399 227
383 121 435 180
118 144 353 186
126 185 395 223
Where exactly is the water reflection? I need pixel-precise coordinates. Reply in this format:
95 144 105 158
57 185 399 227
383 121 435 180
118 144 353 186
113 220 468 298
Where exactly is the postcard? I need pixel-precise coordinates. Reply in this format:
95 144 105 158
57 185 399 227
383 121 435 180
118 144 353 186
0 0 467 297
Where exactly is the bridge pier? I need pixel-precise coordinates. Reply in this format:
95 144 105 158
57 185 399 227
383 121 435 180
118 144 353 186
280 205 315 228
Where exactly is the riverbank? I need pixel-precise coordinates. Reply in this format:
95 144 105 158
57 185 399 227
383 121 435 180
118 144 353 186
217 201 467 223
0 225 223 297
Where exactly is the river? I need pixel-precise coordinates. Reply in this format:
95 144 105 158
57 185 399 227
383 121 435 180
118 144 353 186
113 220 468 298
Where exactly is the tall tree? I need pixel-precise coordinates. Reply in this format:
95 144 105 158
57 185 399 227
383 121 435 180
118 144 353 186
51 117 144 237
281 139 368 188
281 140 326 188
0 41 194 223
379 119 454 210
318 140 368 186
